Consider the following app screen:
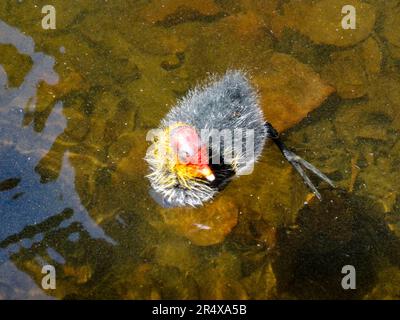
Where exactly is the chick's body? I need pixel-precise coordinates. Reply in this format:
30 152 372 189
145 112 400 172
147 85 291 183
146 70 268 208
146 70 334 207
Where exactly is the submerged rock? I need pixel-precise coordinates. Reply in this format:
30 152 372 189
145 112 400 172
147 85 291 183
332 87 400 208
241 262 277 299
63 265 92 284
322 49 368 99
382 5 400 60
335 102 391 143
154 239 198 272
159 196 238 246
221 11 267 41
0 44 32 87
254 53 335 132
118 264 199 299
365 266 400 300
151 266 200 299
272 0 376 47
195 252 248 299
199 273 248 299
361 37 383 75
114 263 157 299
321 37 382 99
141 0 222 26
114 130 149 181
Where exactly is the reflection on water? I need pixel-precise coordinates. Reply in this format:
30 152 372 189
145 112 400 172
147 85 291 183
0 0 400 299
0 19 114 299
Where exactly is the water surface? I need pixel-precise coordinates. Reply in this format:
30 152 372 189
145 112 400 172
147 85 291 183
1 0 400 299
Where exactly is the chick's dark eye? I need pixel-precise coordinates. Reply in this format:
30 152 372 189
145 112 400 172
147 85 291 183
178 150 191 163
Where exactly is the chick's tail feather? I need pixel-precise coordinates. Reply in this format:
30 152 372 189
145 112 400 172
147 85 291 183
265 122 335 200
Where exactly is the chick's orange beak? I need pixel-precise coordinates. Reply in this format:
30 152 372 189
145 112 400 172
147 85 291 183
197 165 215 182
190 144 215 181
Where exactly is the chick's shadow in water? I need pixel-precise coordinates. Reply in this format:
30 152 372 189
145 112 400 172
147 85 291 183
273 189 400 299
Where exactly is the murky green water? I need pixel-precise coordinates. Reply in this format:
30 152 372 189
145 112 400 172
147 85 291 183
1 0 400 299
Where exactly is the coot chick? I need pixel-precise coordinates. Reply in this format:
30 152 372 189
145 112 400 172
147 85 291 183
145 70 334 207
